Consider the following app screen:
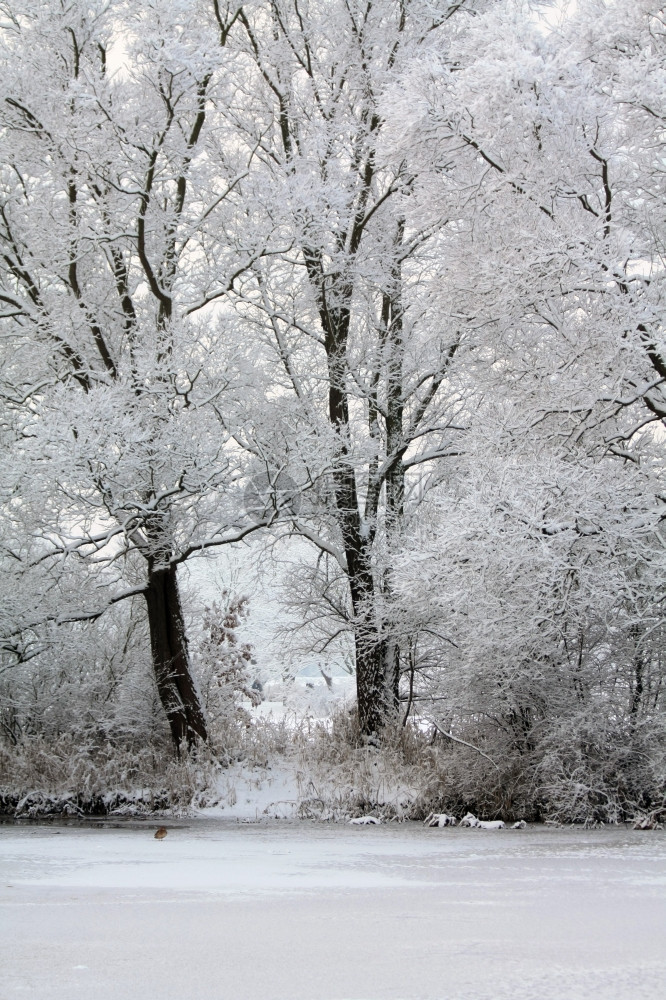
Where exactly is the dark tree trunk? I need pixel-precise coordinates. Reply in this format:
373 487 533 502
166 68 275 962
346 553 389 739
326 311 392 739
144 562 207 751
630 624 645 717
302 236 410 738
303 251 391 738
379 638 400 716
355 631 387 740
380 221 405 715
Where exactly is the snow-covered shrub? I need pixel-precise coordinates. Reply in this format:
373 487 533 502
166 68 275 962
0 605 168 749
193 594 262 758
0 733 223 818
391 420 666 824
0 600 221 815
533 709 666 825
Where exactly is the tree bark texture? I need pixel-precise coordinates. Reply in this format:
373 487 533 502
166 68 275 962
144 563 207 750
379 222 406 714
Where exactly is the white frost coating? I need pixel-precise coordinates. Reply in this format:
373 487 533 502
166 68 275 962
349 815 381 825
424 812 457 827
426 813 525 829
460 813 505 829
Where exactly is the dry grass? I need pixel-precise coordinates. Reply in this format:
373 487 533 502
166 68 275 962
1 706 664 825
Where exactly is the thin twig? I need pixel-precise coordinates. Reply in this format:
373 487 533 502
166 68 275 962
427 718 499 770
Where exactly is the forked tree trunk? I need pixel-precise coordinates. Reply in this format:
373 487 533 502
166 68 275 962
144 563 207 751
302 248 405 740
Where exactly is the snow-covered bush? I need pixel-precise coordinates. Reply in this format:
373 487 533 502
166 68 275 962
0 732 224 818
194 594 261 745
0 605 168 749
391 416 666 824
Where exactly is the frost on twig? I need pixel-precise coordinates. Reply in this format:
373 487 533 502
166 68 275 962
426 720 500 771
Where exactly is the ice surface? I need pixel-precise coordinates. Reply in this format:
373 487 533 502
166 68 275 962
1 821 665 1000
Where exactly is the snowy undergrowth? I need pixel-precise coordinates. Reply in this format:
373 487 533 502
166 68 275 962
207 707 666 826
1 706 664 826
0 733 219 818
0 712 434 822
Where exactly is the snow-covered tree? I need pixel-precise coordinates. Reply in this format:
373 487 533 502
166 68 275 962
2 0 664 770
385 0 666 453
383 0 666 815
226 0 496 739
0 1 274 749
394 402 666 818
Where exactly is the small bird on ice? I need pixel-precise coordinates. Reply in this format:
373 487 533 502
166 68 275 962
154 827 168 840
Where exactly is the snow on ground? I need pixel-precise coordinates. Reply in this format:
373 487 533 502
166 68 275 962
207 760 305 820
1 821 665 1000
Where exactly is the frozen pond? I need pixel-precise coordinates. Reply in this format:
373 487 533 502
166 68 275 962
1 821 665 999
